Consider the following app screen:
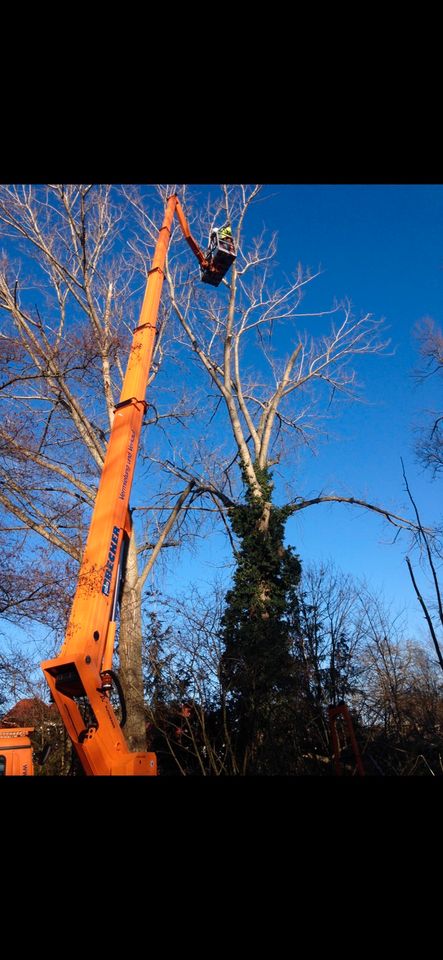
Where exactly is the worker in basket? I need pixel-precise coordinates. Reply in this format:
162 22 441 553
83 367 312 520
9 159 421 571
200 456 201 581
210 223 235 254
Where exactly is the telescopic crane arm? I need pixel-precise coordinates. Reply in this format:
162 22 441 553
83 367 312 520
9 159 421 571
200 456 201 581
41 195 235 776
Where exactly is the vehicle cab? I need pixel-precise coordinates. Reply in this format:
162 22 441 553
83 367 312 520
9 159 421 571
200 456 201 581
0 728 34 776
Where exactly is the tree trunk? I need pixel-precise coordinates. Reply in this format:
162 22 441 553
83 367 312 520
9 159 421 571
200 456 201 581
118 530 147 751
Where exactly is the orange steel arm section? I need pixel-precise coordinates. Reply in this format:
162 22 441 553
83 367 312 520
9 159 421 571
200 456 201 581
328 703 365 777
174 198 209 269
41 195 205 776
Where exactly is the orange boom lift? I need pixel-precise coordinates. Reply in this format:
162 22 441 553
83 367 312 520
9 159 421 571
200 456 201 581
41 195 236 776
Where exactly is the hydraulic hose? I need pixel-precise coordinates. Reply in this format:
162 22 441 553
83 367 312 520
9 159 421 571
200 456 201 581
108 670 127 729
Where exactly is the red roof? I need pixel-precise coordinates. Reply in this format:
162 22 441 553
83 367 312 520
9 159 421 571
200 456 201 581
2 698 53 726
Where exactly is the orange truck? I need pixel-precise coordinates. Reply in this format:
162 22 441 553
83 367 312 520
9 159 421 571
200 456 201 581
38 196 235 776
0 728 34 776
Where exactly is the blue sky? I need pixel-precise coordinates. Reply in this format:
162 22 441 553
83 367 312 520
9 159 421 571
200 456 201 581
156 184 443 639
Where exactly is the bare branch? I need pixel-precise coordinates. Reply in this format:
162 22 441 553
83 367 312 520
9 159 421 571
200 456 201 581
401 458 443 630
405 557 443 672
289 493 420 532
138 482 195 591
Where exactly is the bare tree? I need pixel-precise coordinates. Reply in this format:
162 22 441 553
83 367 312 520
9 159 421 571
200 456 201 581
401 460 443 673
294 568 443 775
142 582 239 775
355 589 443 775
356 592 413 739
120 184 419 539
414 318 443 477
123 183 425 773
406 320 443 672
0 184 196 750
297 562 366 699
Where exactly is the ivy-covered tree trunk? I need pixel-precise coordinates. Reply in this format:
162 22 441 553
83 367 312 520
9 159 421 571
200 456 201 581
221 467 302 775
